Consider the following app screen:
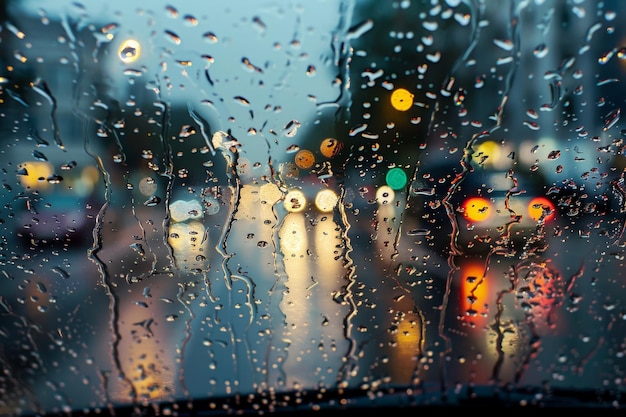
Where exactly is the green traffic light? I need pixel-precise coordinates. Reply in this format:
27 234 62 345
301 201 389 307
385 167 407 190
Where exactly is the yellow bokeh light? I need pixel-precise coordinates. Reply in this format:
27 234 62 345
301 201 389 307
314 189 338 213
390 88 414 111
294 149 315 169
118 39 141 63
18 161 53 190
527 196 556 222
168 221 207 254
375 185 395 205
463 197 492 223
279 213 307 256
259 182 283 205
283 189 307 213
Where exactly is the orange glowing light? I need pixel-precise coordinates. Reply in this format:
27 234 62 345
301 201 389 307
460 261 490 326
390 88 414 111
462 197 492 222
527 196 556 222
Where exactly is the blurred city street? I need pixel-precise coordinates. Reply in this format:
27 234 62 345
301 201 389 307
1 0 625 415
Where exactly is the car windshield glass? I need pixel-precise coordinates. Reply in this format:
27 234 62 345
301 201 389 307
1 0 625 415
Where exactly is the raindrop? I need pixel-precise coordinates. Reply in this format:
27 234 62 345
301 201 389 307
598 48 615 65
29 129 49 147
101 22 118 34
129 242 145 257
202 31 218 43
454 13 470 26
118 39 140 63
523 121 540 131
234 96 250 106
347 19 374 40
283 120 301 137
165 5 179 18
32 149 48 161
407 229 430 236
47 174 63 184
426 52 441 63
349 124 368 136
547 150 561 160
179 125 196 138
164 30 182 45
60 161 77 170
144 195 161 207
183 14 198 26
242 57 263 73
252 16 266 33
603 108 620 131
493 38 513 51
422 21 438 31
533 43 548 58
526 109 538 119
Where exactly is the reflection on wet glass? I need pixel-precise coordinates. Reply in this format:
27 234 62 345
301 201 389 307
0 0 625 415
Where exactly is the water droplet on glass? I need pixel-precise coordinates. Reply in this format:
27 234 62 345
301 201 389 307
52 266 70 279
164 30 182 45
603 108 620 131
233 96 250 106
493 38 513 51
60 160 77 170
118 39 141 63
202 31 218 43
183 14 198 26
523 121 540 131
129 242 145 257
547 150 561 160
283 120 301 137
144 195 161 207
165 5 179 18
46 174 63 184
533 43 548 58
32 149 48 161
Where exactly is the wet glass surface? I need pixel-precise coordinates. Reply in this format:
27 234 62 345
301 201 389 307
0 0 625 415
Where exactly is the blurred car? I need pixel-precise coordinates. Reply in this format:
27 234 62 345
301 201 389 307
1 142 103 248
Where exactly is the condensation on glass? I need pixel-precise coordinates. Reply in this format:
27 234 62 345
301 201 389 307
0 0 625 415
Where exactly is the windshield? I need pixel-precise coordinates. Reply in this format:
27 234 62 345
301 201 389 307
1 0 625 415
